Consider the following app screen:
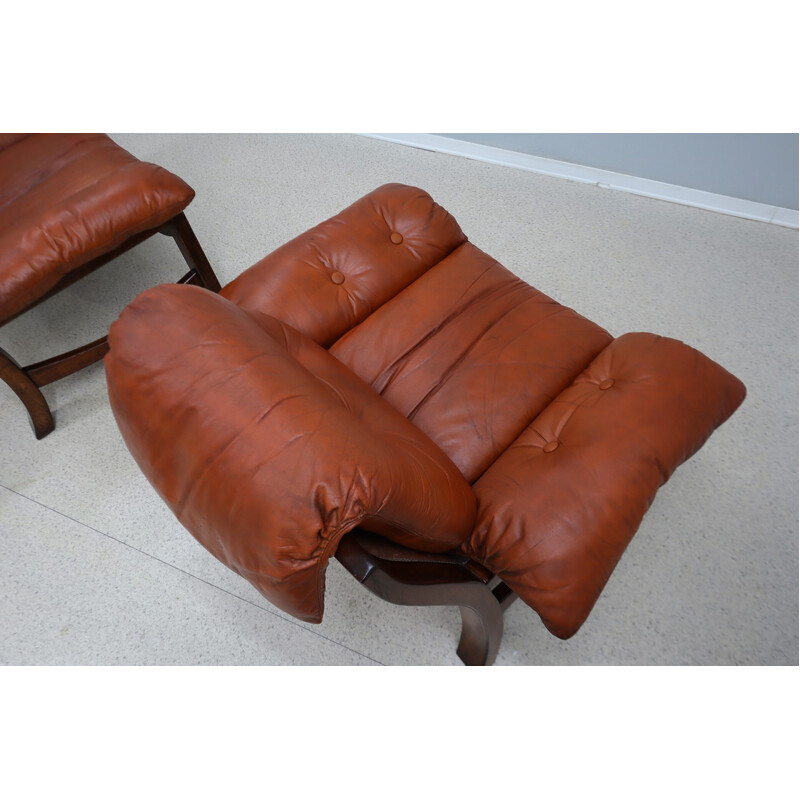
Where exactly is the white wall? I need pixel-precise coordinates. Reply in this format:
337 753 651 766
437 133 798 211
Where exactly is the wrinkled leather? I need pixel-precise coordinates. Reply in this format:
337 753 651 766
106 284 476 623
0 133 194 325
106 183 746 636
330 240 613 482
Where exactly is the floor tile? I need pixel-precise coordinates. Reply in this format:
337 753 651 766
0 487 376 665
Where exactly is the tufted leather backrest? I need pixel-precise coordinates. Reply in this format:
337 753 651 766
221 183 467 347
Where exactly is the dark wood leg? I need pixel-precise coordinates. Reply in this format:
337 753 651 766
160 212 222 292
0 346 55 439
455 592 505 667
335 530 515 666
1 211 221 438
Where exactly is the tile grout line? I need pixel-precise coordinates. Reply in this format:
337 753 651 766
0 483 384 666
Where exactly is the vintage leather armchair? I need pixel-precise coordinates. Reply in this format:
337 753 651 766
105 183 745 665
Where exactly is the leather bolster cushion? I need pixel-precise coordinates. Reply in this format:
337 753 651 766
219 182 468 347
463 332 746 640
105 284 476 623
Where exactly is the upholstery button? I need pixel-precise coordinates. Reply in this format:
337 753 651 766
330 271 345 285
599 378 615 390
543 440 559 453
390 232 403 244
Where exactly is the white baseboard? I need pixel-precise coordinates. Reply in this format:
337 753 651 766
360 133 799 230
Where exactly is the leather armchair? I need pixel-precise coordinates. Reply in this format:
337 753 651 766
105 183 745 664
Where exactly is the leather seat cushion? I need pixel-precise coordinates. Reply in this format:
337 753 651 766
0 133 194 325
330 240 613 482
462 332 747 639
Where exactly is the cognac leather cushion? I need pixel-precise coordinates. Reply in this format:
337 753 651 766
463 333 746 639
106 284 475 623
220 183 468 347
0 133 194 325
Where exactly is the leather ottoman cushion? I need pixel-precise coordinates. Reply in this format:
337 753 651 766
106 284 475 623
0 133 194 325
462 332 747 639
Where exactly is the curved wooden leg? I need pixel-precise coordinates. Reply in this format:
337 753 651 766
0 346 55 439
457 594 506 666
363 566 505 666
335 530 513 666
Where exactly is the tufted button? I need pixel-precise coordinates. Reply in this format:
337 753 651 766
330 271 345 285
543 440 559 453
599 378 615 390
390 232 404 244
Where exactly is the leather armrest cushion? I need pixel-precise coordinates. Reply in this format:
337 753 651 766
106 284 476 623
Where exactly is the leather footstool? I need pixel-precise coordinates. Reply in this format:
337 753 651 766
0 133 220 438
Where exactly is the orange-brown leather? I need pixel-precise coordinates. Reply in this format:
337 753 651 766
463 333 746 638
106 284 476 623
106 183 746 634
220 184 467 347
0 133 194 325
330 240 613 482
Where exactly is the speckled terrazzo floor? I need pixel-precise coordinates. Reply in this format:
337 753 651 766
1 133 797 666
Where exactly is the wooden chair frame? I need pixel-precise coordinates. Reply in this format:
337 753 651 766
0 212 221 439
335 530 517 666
